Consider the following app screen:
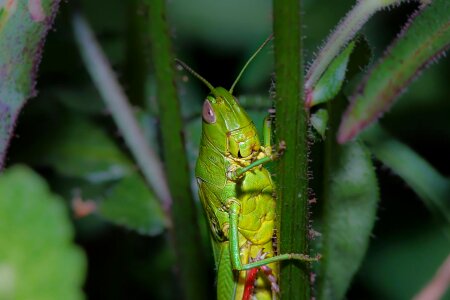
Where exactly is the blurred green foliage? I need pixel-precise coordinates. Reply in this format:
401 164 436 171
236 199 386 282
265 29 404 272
0 166 86 300
316 95 379 300
2 0 449 299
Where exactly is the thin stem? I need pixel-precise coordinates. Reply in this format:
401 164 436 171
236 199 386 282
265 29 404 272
72 13 172 214
273 0 310 299
145 0 210 299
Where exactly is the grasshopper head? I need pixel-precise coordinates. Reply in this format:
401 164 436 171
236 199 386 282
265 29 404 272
202 87 260 159
176 35 272 159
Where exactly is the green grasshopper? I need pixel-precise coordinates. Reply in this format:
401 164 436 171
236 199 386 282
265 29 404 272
177 36 318 300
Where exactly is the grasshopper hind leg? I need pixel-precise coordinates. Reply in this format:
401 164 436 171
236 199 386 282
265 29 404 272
228 200 320 272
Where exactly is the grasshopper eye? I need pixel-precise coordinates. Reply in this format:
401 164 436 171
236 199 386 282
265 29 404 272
202 100 216 124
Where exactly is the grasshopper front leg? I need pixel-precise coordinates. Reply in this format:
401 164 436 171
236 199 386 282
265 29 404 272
228 148 285 180
229 116 286 181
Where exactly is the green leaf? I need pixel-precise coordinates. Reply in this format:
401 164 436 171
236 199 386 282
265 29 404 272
309 42 355 107
0 0 61 168
317 97 379 300
362 125 450 230
338 0 450 143
318 141 379 300
311 108 329 139
0 165 86 300
98 173 167 236
39 117 134 183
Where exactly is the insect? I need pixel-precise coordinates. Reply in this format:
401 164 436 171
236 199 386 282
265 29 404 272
177 36 319 300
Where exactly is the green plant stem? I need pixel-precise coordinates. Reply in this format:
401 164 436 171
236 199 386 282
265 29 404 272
145 1 209 299
72 13 172 214
273 0 310 299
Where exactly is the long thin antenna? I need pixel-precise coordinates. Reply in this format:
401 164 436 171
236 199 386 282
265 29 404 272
175 59 218 96
229 34 273 94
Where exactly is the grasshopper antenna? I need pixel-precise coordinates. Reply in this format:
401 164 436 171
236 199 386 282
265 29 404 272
229 34 273 95
175 59 219 97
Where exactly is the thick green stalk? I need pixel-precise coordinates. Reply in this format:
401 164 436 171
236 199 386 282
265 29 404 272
146 1 208 299
273 1 310 299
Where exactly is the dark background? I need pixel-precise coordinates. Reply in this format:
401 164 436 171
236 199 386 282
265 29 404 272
8 0 450 299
